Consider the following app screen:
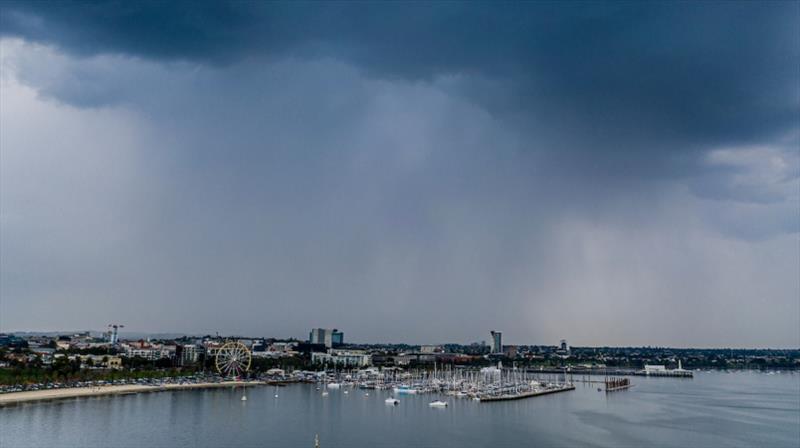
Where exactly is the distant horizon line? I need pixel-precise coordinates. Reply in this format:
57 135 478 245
3 329 798 351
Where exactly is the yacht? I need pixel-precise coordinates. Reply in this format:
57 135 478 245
393 385 419 394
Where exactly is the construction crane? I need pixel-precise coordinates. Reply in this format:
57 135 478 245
107 323 125 344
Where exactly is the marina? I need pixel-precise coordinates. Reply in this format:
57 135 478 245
313 364 577 403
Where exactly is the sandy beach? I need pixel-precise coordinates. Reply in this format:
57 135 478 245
0 381 263 407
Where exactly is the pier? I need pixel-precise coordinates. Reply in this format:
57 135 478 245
315 365 576 402
524 366 693 379
478 384 575 402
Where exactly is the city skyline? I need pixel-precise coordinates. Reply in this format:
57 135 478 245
1 2 798 348
3 326 797 351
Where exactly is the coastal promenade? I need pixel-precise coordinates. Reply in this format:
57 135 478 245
0 381 264 407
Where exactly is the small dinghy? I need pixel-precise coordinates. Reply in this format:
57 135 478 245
385 397 399 405
428 400 448 407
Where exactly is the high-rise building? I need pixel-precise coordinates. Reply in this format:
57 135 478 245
309 328 325 345
309 328 344 348
331 330 344 346
560 339 569 352
490 331 502 354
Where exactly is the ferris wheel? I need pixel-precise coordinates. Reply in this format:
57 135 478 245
215 341 252 377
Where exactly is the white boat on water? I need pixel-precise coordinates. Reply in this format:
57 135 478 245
393 386 419 395
429 400 448 407
327 383 341 389
385 397 399 405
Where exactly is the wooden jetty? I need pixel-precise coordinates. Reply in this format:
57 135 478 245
604 377 633 392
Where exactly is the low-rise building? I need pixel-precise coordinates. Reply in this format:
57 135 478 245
644 365 666 374
394 353 436 365
71 355 123 369
311 349 371 367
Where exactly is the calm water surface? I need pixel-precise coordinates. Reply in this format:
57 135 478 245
1 371 798 447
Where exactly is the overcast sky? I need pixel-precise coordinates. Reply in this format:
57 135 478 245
0 1 798 347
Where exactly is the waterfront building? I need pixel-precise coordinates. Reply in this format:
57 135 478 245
311 349 370 367
644 365 666 374
490 331 502 354
640 363 693 377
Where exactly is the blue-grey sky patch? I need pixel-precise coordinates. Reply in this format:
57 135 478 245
0 2 797 347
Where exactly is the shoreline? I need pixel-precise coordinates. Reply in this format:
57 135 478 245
0 381 265 407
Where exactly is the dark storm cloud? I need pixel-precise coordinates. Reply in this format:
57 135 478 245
2 1 797 155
